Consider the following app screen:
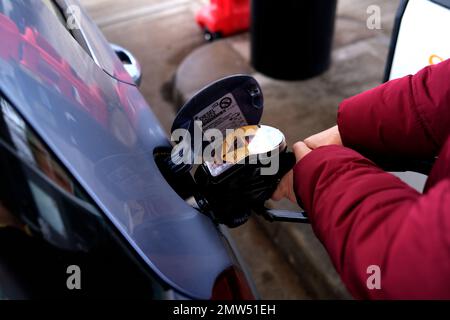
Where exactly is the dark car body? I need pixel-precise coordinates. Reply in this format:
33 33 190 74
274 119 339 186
0 0 254 299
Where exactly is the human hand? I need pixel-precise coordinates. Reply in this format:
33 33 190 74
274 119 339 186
271 142 311 203
304 125 342 149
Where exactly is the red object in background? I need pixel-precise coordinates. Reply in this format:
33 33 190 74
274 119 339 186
196 0 250 41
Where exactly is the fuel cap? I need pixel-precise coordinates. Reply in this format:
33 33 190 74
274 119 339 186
205 125 287 178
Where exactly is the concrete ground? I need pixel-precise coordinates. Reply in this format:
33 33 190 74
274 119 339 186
81 0 401 299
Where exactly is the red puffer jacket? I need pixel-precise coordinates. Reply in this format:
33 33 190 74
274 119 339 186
293 59 450 299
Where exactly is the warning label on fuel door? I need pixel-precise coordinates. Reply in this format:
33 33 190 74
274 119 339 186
193 93 248 133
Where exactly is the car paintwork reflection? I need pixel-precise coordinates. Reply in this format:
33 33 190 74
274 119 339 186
0 1 235 299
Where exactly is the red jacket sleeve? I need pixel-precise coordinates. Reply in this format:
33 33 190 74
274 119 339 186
338 59 450 159
294 146 450 299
